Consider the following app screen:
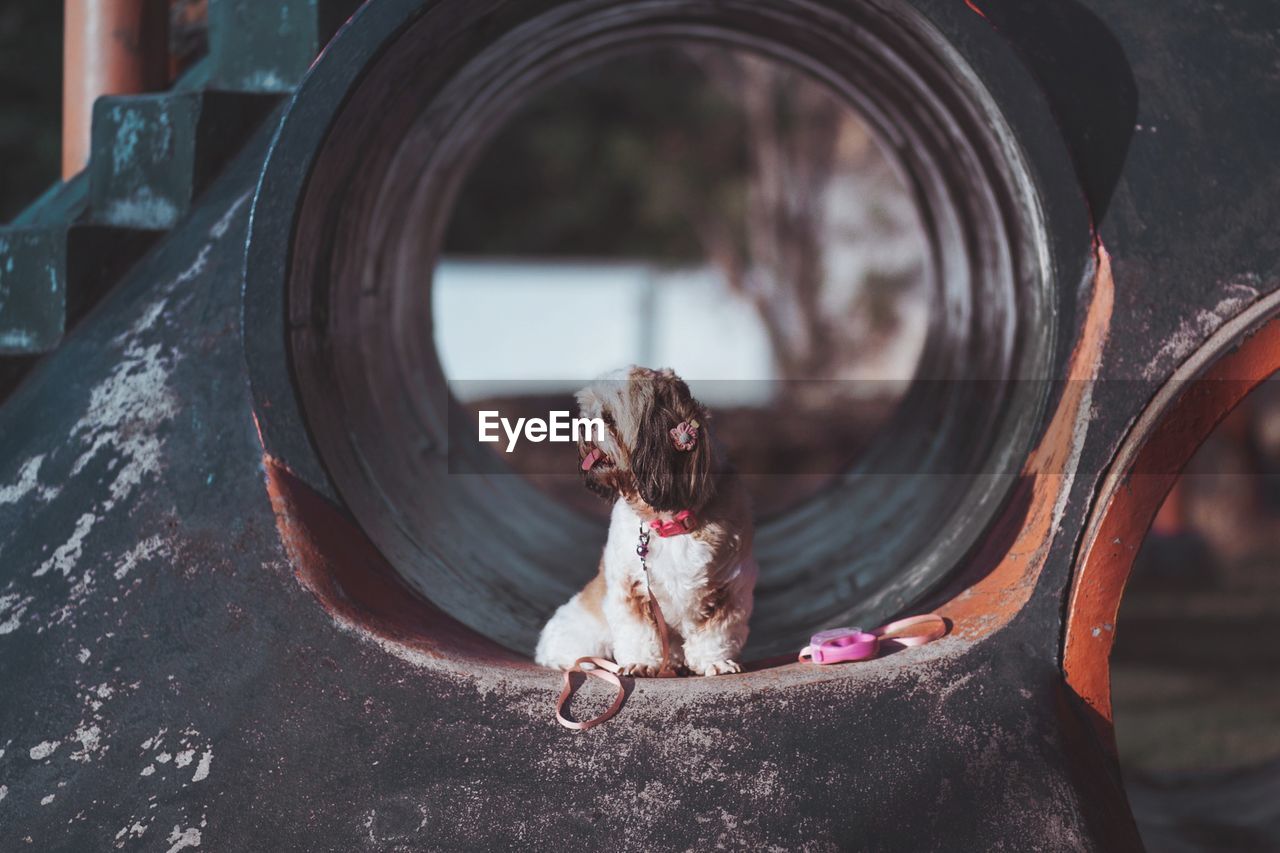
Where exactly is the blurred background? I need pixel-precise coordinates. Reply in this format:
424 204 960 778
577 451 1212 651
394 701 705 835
2 2 1279 847
1116 383 1280 850
435 45 930 518
0 1 62 222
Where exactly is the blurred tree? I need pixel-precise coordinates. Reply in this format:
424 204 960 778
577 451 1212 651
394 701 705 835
444 47 925 383
445 49 748 263
0 0 63 222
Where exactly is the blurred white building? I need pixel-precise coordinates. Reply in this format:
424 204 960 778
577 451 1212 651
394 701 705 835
433 259 778 405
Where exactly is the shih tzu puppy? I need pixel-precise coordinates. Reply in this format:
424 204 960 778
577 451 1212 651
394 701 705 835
535 366 756 676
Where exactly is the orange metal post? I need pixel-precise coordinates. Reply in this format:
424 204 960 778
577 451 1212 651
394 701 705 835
62 0 169 179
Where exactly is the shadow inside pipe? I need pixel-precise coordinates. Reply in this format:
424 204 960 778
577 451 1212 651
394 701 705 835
267 455 964 681
973 0 1138 222
265 457 531 667
915 472 1035 614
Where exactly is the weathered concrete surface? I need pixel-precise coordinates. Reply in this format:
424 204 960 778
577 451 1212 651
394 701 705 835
0 0 1277 849
0 83 1133 853
0 122 1126 848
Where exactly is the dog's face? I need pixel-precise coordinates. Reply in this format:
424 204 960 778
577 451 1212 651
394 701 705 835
576 366 715 512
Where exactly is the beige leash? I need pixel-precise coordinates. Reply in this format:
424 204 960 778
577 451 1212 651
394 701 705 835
556 524 676 730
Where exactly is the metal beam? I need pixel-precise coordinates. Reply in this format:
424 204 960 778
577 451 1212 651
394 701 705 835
62 0 169 179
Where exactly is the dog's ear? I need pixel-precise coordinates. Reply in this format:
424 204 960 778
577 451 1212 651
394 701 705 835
632 376 715 512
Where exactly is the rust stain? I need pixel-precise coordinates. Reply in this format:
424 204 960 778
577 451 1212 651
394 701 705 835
1063 297 1280 744
936 244 1114 636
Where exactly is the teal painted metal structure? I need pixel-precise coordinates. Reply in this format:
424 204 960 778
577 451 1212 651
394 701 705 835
0 0 357 356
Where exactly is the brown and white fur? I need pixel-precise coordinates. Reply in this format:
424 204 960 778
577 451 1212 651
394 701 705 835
535 367 756 676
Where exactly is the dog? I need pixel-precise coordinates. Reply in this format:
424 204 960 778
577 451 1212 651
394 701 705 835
535 366 756 676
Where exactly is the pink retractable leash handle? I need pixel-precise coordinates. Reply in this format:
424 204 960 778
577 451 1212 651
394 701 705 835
798 614 947 664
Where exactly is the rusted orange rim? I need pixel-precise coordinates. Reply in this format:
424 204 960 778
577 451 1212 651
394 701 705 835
1064 287 1280 748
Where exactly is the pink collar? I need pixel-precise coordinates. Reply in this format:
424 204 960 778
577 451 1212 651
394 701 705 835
649 509 697 537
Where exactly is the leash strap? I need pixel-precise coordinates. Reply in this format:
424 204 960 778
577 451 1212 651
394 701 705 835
637 524 678 678
556 657 627 730
647 589 677 678
556 525 677 731
798 614 947 664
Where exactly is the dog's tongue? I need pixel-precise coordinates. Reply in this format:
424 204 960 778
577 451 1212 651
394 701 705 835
581 448 604 471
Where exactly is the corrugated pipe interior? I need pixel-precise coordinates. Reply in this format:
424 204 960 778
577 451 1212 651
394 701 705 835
245 0 1072 657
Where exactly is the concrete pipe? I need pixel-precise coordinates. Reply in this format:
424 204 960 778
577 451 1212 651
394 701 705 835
243 0 1087 658
10 0 1278 847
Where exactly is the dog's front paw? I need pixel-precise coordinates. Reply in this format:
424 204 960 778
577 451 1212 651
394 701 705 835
618 661 662 677
690 659 742 677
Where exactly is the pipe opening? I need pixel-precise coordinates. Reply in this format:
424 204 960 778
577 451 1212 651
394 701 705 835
1116 374 1280 847
434 44 931 522
282 0 1057 657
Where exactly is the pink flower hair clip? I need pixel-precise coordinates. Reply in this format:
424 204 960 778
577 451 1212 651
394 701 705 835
669 418 700 451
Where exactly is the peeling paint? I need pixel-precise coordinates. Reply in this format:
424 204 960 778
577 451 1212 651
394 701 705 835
245 70 288 91
115 821 148 843
104 189 181 230
68 339 178 490
32 306 181 583
165 825 202 852
114 535 171 581
70 723 102 763
938 245 1114 634
0 121 264 852
0 455 59 506
132 298 169 337
111 107 147 176
1142 277 1262 380
35 512 97 578
29 740 60 760
0 330 38 349
0 592 34 634
171 245 213 293
191 750 212 783
140 729 168 751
